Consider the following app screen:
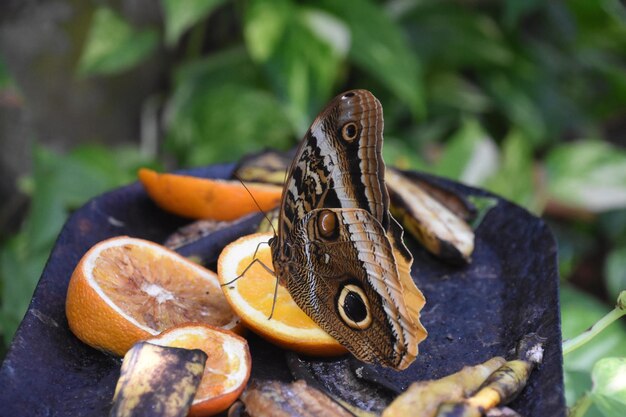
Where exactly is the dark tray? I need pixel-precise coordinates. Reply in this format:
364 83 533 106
0 163 566 416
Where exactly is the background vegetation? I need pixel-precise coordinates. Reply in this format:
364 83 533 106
1 1 625 415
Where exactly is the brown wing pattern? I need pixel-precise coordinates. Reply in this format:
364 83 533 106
270 89 427 370
276 90 389 242
282 208 426 369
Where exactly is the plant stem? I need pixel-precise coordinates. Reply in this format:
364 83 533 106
568 393 592 417
563 291 626 356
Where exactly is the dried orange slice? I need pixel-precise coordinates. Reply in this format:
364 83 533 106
66 236 241 356
150 324 251 417
138 168 283 221
217 232 347 356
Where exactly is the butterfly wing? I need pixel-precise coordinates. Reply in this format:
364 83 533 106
271 90 427 369
283 208 427 370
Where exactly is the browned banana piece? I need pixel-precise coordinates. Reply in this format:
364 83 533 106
164 218 241 249
239 380 356 417
485 408 522 417
382 357 506 417
164 212 265 266
385 168 475 263
233 149 291 185
389 169 477 222
435 334 545 417
110 342 207 417
256 207 280 234
432 405 522 417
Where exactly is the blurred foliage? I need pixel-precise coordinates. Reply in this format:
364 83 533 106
590 357 626 416
0 146 160 346
1 0 626 414
562 285 626 417
77 8 159 76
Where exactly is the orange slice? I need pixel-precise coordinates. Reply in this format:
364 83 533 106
66 236 241 356
217 232 347 356
138 168 283 221
150 324 251 417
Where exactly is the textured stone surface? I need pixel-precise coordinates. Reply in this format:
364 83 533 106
0 164 565 416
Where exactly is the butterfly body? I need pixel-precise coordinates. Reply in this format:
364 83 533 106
270 90 427 370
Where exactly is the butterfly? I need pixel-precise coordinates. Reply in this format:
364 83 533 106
268 90 427 370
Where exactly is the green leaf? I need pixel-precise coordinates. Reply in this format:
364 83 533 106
173 47 260 90
319 0 425 118
429 72 491 114
591 358 626 417
161 0 227 46
402 5 513 69
546 140 626 212
484 73 546 144
165 49 284 165
561 284 626 405
549 220 596 280
605 245 626 303
433 118 498 184
383 136 427 171
165 85 295 166
484 129 539 212
244 0 349 133
25 148 69 252
598 210 626 246
244 0 290 62
467 196 499 230
0 235 49 345
69 145 161 187
24 145 156 251
78 7 158 76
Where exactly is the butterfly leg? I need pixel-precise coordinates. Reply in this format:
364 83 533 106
220 239 280 321
251 240 269 260
236 259 281 321
220 241 272 286
268 274 279 321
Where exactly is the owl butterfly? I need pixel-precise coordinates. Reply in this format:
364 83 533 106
268 90 427 370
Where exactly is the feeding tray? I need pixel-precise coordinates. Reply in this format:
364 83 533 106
0 163 566 416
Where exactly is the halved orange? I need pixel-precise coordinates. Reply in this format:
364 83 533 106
217 232 347 356
149 324 251 417
66 236 241 356
138 168 283 221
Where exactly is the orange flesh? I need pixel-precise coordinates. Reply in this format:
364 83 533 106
93 244 233 332
235 247 319 329
161 331 241 398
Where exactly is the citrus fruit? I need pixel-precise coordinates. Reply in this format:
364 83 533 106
66 236 241 356
217 232 347 356
138 168 283 221
149 324 252 417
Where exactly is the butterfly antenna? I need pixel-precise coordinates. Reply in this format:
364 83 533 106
233 173 278 236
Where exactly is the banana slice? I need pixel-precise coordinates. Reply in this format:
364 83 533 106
110 342 207 417
386 168 475 263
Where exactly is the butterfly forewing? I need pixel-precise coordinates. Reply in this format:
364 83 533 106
277 90 389 241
